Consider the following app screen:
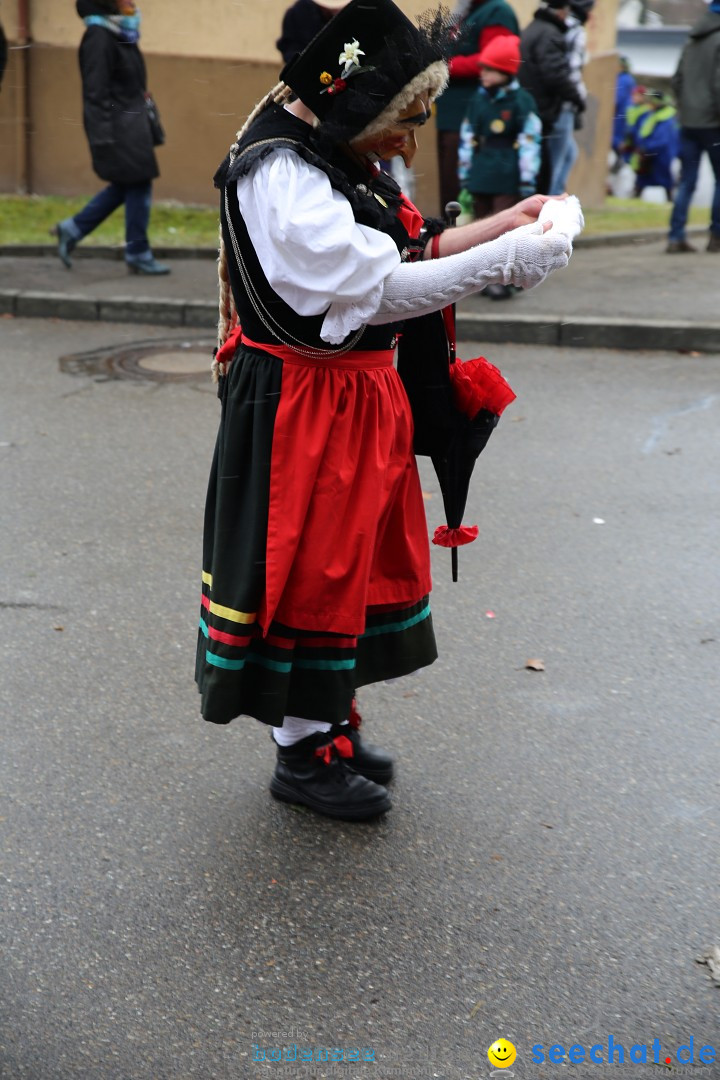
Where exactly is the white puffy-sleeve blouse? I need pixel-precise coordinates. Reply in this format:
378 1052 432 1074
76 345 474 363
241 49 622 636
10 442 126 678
236 149 402 344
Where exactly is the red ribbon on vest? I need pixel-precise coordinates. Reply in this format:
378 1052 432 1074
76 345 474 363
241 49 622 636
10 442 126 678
396 195 425 241
215 324 243 368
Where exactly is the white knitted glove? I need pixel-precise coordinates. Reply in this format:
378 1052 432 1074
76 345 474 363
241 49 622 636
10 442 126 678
367 221 571 326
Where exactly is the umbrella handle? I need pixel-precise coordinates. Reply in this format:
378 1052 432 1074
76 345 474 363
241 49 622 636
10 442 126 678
441 305 456 362
445 200 462 581
444 200 462 228
441 201 462 364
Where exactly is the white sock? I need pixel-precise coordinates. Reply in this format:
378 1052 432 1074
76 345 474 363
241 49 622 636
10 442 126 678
273 715 332 747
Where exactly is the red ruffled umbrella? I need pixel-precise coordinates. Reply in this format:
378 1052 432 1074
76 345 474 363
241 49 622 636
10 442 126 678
397 215 516 580
430 302 516 579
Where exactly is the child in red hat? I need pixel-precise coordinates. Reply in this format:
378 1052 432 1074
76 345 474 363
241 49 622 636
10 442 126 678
458 34 541 298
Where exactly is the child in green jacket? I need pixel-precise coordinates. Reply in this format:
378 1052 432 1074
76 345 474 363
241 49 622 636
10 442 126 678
459 34 541 297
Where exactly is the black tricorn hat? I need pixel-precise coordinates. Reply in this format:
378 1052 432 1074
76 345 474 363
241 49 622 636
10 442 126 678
281 0 449 144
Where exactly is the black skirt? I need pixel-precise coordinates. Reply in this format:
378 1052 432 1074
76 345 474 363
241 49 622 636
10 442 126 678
195 345 438 727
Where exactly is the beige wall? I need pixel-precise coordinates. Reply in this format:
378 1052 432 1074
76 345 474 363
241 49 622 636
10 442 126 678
0 0 620 210
4 0 619 57
0 0 19 42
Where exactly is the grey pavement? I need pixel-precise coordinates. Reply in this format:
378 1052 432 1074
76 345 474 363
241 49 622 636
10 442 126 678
2 316 720 1078
1 228 720 352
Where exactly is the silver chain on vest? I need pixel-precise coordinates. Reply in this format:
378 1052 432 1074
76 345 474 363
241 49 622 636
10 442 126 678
223 144 367 358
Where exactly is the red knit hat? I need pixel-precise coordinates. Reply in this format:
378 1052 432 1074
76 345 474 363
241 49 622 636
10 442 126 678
477 34 521 76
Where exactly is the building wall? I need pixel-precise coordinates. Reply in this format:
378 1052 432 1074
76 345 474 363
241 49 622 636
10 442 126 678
0 0 619 212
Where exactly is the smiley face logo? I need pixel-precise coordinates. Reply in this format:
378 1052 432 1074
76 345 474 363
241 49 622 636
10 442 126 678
487 1039 517 1068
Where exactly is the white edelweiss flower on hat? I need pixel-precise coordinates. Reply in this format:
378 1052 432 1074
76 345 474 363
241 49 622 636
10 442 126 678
339 39 365 72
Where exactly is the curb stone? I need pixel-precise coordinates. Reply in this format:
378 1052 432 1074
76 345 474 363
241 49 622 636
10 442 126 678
0 225 709 260
0 290 217 329
455 312 720 354
3 289 719 352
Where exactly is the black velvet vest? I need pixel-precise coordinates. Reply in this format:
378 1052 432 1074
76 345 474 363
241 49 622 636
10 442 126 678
214 104 423 353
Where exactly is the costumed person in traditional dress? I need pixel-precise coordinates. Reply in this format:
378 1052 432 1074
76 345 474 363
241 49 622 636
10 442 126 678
196 0 573 822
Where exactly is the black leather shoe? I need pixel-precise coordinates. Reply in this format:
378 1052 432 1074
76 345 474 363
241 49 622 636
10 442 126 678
270 732 391 821
50 223 76 269
666 239 697 254
338 703 394 785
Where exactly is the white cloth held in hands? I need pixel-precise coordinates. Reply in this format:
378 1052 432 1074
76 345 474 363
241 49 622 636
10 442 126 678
537 194 585 244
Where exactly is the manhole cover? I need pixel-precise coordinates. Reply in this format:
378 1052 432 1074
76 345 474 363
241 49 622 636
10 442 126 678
59 339 213 382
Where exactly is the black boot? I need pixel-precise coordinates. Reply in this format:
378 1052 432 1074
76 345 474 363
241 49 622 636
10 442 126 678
339 701 394 785
270 731 391 821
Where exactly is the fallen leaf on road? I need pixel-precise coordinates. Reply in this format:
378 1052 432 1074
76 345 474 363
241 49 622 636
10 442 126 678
696 946 720 985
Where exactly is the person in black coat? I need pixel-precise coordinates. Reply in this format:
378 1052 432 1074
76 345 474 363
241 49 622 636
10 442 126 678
52 0 169 274
519 1 586 194
276 0 350 66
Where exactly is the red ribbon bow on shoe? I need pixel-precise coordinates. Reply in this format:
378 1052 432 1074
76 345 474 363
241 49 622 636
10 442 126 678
348 700 363 730
315 734 354 765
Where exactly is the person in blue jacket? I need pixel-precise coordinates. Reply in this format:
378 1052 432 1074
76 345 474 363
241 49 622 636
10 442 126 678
613 56 636 157
632 89 679 200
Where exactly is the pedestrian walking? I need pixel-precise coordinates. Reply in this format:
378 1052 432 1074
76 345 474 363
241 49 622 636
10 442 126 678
519 0 586 195
667 0 720 253
52 0 168 275
458 34 541 298
434 0 519 214
548 0 594 196
196 0 572 821
276 0 350 66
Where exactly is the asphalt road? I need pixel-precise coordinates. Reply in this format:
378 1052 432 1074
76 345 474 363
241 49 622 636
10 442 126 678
2 318 719 1080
